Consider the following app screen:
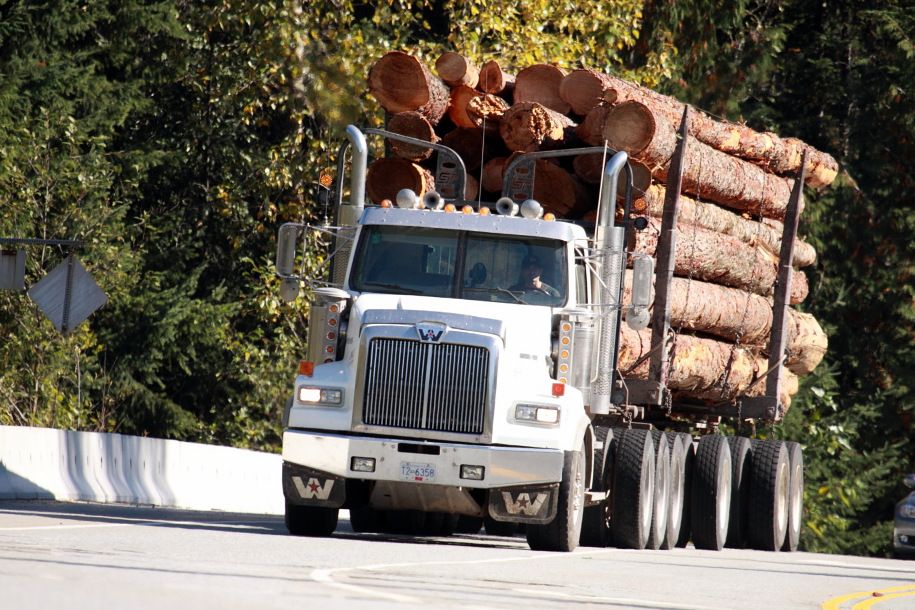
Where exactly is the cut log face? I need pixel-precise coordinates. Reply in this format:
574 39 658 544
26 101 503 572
634 184 817 267
478 59 515 95
575 105 611 146
440 127 489 172
366 158 434 204
559 69 617 116
448 84 483 128
481 156 507 193
465 93 510 129
386 111 438 162
435 52 479 88
464 172 480 201
368 51 451 124
531 161 588 217
631 218 808 304
513 64 570 114
500 101 575 152
603 101 796 220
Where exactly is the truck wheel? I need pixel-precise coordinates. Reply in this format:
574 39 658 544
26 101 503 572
748 439 790 551
455 515 483 534
438 513 460 537
385 509 427 535
674 432 695 548
610 429 655 550
725 436 752 548
782 442 804 552
581 427 616 547
526 449 585 552
690 434 731 551
285 501 338 537
660 432 687 550
485 515 518 537
349 506 382 533
647 431 671 550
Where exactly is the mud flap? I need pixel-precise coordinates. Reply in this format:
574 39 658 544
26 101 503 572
487 483 560 525
282 461 346 508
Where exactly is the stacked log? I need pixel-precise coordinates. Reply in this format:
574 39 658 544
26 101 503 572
365 50 836 412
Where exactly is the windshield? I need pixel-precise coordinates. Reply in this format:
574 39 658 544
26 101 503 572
350 225 567 306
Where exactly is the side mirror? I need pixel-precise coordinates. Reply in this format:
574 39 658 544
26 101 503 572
905 474 915 489
276 223 302 277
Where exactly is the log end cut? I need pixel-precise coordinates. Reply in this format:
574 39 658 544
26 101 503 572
366 158 434 205
601 100 658 157
559 69 614 116
386 111 438 161
435 51 479 88
514 64 570 115
367 51 449 124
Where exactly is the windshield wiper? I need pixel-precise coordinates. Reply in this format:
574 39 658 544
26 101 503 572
359 282 423 295
463 286 527 304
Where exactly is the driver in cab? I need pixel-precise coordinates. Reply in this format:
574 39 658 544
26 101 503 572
511 255 559 297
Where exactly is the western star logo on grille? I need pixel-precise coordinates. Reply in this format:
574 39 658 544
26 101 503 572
502 491 549 516
292 476 335 500
415 321 447 342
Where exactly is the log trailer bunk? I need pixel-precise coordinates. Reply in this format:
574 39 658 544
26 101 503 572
276 107 806 553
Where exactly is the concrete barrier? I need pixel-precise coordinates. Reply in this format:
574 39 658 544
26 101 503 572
0 425 284 514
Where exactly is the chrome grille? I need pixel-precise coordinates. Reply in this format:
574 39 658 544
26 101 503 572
362 338 489 434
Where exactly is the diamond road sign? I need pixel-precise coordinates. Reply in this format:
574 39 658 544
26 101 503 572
28 255 108 335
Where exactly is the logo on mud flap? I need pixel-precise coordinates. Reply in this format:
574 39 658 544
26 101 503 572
292 476 335 500
416 321 447 342
502 491 549 516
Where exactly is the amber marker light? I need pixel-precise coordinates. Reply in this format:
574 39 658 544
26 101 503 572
479 207 491 216
443 203 456 213
543 212 556 221
461 205 473 214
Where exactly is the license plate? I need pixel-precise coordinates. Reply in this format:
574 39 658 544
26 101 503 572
400 461 436 482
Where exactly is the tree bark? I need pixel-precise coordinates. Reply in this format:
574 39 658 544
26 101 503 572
631 218 809 304
367 51 450 125
465 93 510 131
366 158 434 205
447 84 483 128
514 64 570 114
621 271 827 375
618 326 798 407
386 111 438 162
500 101 575 152
599 73 838 188
603 101 797 220
477 59 515 95
435 51 479 88
633 184 817 268
559 69 617 116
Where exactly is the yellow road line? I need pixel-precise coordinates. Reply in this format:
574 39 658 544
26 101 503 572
852 590 915 609
822 584 915 610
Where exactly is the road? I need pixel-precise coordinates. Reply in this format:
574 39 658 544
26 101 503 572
0 501 912 609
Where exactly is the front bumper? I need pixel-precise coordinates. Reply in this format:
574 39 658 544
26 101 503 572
281 429 564 490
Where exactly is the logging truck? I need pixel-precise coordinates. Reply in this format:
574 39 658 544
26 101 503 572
275 122 806 552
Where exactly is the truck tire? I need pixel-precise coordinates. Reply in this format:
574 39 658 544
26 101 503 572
526 449 585 552
674 432 695 548
385 509 426 535
647 431 671 550
581 427 616 547
349 506 383 533
725 436 752 548
285 501 338 537
438 513 460 537
661 432 688 550
690 434 732 551
454 515 483 534
782 442 804 552
748 439 790 551
610 429 655 550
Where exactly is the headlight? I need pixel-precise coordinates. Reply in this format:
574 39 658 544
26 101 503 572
297 386 343 406
514 404 560 425
900 504 915 519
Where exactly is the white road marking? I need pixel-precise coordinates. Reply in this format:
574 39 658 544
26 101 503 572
0 523 132 532
513 587 730 610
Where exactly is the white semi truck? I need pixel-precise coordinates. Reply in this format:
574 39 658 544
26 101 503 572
275 122 805 553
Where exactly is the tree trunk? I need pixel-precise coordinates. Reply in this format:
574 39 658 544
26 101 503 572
603 101 798 220
575 104 611 146
386 111 438 162
500 102 575 152
618 326 798 407
599 73 838 188
478 59 515 96
465 93 510 131
513 64 570 114
447 84 483 128
631 218 809 304
559 69 617 116
440 127 490 172
573 154 652 195
366 158 434 205
633 184 817 268
531 161 590 217
435 51 479 88
621 271 826 374
481 156 506 194
367 51 450 125
464 173 480 201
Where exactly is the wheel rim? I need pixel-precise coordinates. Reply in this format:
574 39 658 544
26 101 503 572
777 461 790 535
669 456 684 533
640 455 654 537
717 461 732 543
655 459 670 535
572 455 585 531
789 463 802 535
